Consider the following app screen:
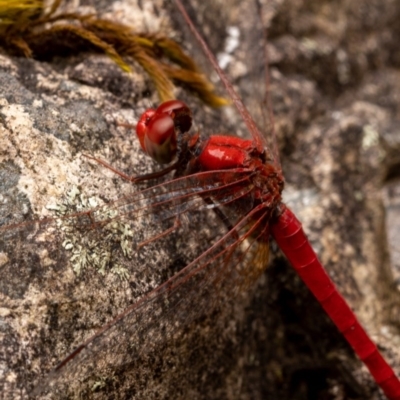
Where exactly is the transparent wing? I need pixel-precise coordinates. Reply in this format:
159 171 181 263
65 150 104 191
1 168 272 397
41 199 271 398
0 1 279 398
169 0 279 165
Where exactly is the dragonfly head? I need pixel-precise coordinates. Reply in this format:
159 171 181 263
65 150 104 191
136 100 192 164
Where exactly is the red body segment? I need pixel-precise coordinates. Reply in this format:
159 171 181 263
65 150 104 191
197 135 254 170
271 206 400 400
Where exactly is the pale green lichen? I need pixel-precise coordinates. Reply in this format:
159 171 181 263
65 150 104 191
47 186 132 279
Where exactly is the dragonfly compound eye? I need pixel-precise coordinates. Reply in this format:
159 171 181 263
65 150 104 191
136 100 193 165
136 108 156 153
144 113 178 164
156 99 192 134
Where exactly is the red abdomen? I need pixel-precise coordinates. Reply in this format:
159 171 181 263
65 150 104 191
271 205 400 400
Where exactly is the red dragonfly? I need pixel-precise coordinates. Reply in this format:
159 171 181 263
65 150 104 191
0 0 399 399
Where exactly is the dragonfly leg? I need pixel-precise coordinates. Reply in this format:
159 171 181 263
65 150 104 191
83 154 178 183
136 216 181 250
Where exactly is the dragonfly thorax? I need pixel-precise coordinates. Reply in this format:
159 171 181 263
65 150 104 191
136 100 284 220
